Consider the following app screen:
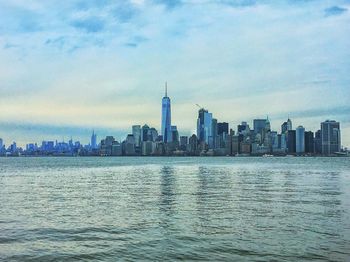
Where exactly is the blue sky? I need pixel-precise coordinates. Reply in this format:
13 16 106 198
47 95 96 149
0 0 349 147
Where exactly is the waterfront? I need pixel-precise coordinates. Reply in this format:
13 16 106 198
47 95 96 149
0 157 349 261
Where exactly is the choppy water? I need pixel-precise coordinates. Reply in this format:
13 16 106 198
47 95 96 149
0 157 349 261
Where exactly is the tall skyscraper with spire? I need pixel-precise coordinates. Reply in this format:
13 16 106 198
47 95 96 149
91 130 97 149
161 82 172 143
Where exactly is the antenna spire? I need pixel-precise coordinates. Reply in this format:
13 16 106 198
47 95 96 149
165 81 168 97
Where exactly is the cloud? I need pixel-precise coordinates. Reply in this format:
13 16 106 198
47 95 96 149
272 106 350 122
45 37 65 49
70 17 105 33
18 17 42 32
152 0 183 9
125 35 148 47
3 43 19 49
125 42 138 48
112 2 138 23
74 0 112 11
324 6 347 17
216 0 257 7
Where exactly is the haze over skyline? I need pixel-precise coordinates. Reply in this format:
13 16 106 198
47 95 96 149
0 0 349 147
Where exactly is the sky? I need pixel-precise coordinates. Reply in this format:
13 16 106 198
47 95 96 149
0 0 349 147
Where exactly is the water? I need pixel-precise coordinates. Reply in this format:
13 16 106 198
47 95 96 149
0 157 349 261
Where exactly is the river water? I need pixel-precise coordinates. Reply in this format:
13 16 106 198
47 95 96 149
0 157 349 261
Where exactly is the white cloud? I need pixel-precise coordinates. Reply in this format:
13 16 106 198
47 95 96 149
0 0 349 146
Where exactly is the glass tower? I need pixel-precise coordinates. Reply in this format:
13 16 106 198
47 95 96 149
296 125 305 154
91 130 97 149
197 108 213 144
161 83 172 143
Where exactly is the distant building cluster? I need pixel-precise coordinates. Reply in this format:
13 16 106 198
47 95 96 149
0 87 347 157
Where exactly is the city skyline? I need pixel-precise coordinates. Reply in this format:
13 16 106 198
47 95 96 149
0 86 345 156
0 88 349 148
0 0 349 146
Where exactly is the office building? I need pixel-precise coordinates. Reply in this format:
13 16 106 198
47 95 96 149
125 134 136 155
287 130 296 154
231 135 239 155
218 122 229 135
197 108 213 144
240 142 251 154
180 136 188 151
188 134 198 155
304 131 314 154
321 120 341 155
238 122 250 134
270 131 278 150
253 119 266 135
281 118 292 133
296 126 305 154
209 118 218 149
111 141 122 156
141 124 150 142
148 127 158 142
171 126 179 143
132 125 141 147
142 141 156 156
314 130 322 154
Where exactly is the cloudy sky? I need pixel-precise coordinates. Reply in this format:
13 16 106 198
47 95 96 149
0 0 349 147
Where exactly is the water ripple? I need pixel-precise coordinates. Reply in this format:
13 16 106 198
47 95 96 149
0 157 349 261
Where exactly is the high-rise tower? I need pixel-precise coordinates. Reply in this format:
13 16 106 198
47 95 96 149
161 82 172 143
91 130 97 149
197 108 213 144
321 120 341 155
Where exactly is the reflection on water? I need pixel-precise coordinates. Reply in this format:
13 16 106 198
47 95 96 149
0 157 349 261
159 166 176 215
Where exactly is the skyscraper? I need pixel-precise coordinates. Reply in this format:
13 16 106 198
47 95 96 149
91 130 97 149
209 118 218 149
321 120 341 155
197 108 213 144
161 83 172 143
281 118 292 152
296 126 305 154
237 122 248 134
314 130 322 154
189 134 198 155
253 119 266 135
148 127 158 142
304 131 314 154
171 125 179 143
132 125 141 147
141 124 150 142
281 118 292 133
287 130 296 154
125 134 136 155
180 136 188 151
218 122 229 135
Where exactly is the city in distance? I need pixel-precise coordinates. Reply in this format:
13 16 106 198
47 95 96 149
0 85 347 157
